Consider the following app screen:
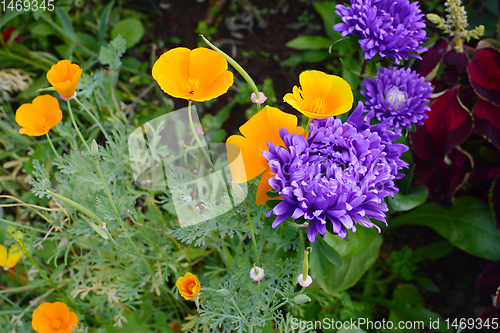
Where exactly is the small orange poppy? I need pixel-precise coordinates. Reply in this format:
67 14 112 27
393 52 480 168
283 70 353 119
0 244 22 270
176 272 201 300
226 106 307 205
152 47 234 102
15 95 62 136
32 302 79 333
46 60 82 100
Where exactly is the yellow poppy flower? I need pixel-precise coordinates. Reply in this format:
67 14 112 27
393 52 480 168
15 95 63 136
226 106 306 205
0 244 23 270
32 302 79 333
46 60 82 100
152 47 234 102
176 272 201 300
283 70 353 119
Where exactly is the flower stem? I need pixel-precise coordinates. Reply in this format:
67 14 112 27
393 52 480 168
45 133 62 161
74 97 111 142
201 35 261 111
94 158 155 277
66 100 90 152
245 203 260 265
357 58 369 90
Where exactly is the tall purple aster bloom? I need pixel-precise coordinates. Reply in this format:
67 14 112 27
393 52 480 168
361 67 433 132
333 0 428 63
263 111 408 242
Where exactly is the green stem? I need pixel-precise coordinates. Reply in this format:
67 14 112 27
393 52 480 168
45 133 62 161
0 218 47 233
0 50 50 71
230 298 247 321
305 118 312 131
67 100 90 152
245 203 260 265
94 159 155 277
201 35 261 111
74 97 111 142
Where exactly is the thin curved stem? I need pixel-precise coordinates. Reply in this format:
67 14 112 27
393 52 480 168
67 100 90 152
45 133 62 161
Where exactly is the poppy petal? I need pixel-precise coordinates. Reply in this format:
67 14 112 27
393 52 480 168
189 48 229 90
226 135 268 182
239 106 298 151
45 302 70 323
193 70 233 102
256 168 283 205
0 244 7 267
298 70 335 101
152 47 191 93
6 245 22 268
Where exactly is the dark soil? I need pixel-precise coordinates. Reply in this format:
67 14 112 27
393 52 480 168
151 0 488 331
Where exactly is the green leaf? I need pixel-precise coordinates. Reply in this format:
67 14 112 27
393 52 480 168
286 35 333 50
387 186 429 212
312 1 342 40
389 197 500 260
310 233 382 293
55 8 75 41
0 10 27 30
323 226 379 260
389 284 425 332
98 1 115 48
98 35 127 70
413 276 439 292
281 50 332 67
411 241 453 263
111 18 145 48
316 235 343 266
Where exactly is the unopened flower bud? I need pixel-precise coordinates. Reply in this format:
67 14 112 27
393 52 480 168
231 181 245 199
251 92 267 104
91 140 99 156
298 274 313 288
294 294 311 304
217 288 230 296
250 264 265 281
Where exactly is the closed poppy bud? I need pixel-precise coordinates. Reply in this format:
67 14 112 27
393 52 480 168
0 244 23 270
47 60 82 100
294 294 311 304
15 95 62 136
283 70 353 119
152 47 234 102
32 301 79 333
176 272 201 300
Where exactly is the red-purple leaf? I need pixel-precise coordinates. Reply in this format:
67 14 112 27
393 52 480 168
415 38 449 80
476 261 500 321
473 97 500 148
443 49 470 73
410 87 473 159
468 48 500 106
413 148 472 207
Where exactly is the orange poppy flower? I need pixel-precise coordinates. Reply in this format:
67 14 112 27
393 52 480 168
15 95 62 136
176 272 201 300
32 302 79 333
226 106 307 205
46 60 82 100
0 244 22 270
283 70 353 119
152 47 234 102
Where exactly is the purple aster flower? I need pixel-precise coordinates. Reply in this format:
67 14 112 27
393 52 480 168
263 113 407 242
361 67 433 131
333 0 428 63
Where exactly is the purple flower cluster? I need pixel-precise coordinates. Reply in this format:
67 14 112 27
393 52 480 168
333 0 428 63
361 67 433 132
263 109 408 242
